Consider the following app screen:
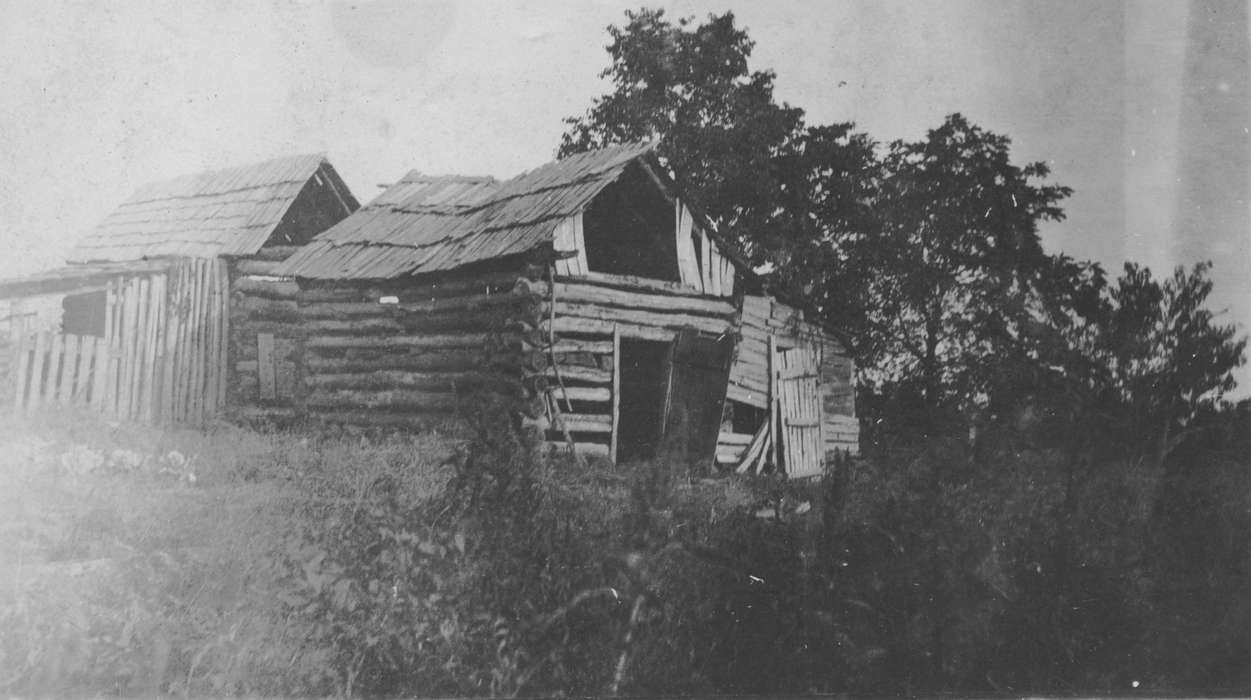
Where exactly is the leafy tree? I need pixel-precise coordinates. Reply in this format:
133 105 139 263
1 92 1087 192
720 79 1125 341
1086 262 1246 473
560 9 877 273
852 115 1074 430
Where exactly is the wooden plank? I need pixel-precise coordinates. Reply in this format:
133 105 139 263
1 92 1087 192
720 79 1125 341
136 277 152 420
769 335 780 471
104 280 121 415
57 334 80 403
142 275 162 423
217 260 230 417
552 413 613 433
699 230 712 294
87 337 106 408
735 420 769 474
28 331 49 410
41 333 65 409
74 334 94 406
542 316 675 342
572 213 589 276
675 201 700 290
541 441 611 458
549 338 614 354
551 301 732 336
543 364 610 384
554 272 719 299
552 281 736 317
11 329 28 409
204 263 222 418
257 332 277 400
233 259 293 277
160 268 178 421
118 278 138 419
190 260 210 425
248 245 302 262
306 332 493 350
170 263 188 421
718 431 754 446
610 324 621 464
547 386 611 403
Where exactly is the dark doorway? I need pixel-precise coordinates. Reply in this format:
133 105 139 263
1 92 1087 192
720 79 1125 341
616 338 672 463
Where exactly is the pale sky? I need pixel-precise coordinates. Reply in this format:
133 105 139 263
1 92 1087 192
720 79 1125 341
2 1 1247 382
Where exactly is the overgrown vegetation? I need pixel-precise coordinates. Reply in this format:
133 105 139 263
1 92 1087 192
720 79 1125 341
4 6 1251 697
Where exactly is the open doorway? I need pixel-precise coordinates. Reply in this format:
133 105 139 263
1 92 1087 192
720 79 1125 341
615 338 672 463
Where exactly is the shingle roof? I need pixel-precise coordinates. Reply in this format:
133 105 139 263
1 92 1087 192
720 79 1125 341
68 153 336 263
277 141 657 280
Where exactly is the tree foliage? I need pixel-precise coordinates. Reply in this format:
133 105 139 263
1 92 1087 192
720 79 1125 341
561 9 876 272
1084 262 1246 469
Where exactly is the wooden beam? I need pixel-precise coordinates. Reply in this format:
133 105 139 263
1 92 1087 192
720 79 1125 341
610 324 621 464
553 271 717 299
552 281 736 316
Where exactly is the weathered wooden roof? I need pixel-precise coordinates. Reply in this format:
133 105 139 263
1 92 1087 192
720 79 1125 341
277 142 657 280
69 154 350 263
0 259 172 299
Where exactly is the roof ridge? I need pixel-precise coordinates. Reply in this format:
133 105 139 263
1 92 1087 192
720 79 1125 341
398 171 498 185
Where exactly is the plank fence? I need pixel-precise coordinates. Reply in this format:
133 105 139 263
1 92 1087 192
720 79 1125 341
7 257 229 425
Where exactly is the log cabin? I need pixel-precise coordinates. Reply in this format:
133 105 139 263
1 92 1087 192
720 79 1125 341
1 153 358 425
240 142 857 477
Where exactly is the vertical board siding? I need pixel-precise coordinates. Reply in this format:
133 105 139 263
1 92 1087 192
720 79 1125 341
725 294 859 459
6 257 228 426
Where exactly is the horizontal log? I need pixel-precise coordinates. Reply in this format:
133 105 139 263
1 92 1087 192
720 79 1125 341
235 360 259 372
548 302 732 335
540 440 610 458
306 388 460 411
248 245 302 262
234 259 291 277
300 290 532 319
716 447 746 463
551 413 613 433
305 332 493 350
306 370 508 392
543 364 611 384
542 317 676 343
296 270 526 303
555 271 711 298
727 383 767 409
717 431 754 446
547 338 614 354
301 312 516 335
305 351 520 374
547 386 611 403
553 281 736 317
233 276 299 298
236 297 301 323
230 326 304 346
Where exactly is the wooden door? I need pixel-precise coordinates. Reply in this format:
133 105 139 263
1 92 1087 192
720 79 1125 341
775 343 824 478
658 328 735 474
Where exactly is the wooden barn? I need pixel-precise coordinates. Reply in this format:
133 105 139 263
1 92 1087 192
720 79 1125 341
233 142 856 477
1 153 358 425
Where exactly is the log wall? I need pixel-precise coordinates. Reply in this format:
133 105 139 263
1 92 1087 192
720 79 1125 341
538 272 737 460
229 259 541 430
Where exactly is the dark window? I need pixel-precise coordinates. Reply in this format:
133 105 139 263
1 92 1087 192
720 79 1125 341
582 163 680 281
61 291 106 337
